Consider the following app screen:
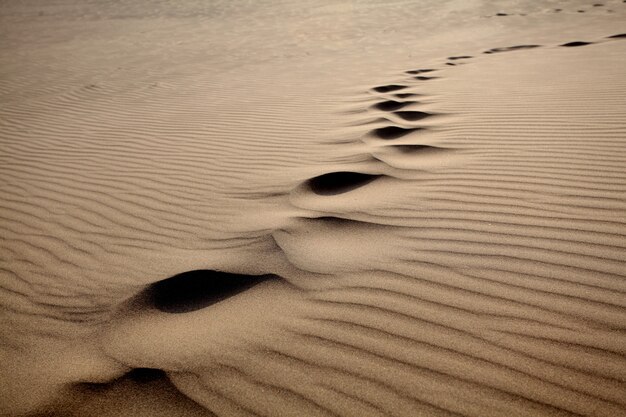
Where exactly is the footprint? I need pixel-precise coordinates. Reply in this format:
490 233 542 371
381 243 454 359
393 111 432 122
372 126 423 140
484 45 541 54
372 84 408 93
448 55 473 60
560 41 593 47
394 93 420 99
406 69 436 75
146 270 274 313
390 144 445 154
306 171 382 195
123 368 167 383
372 100 414 111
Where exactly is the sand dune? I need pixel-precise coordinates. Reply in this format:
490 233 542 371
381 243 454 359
1 0 626 416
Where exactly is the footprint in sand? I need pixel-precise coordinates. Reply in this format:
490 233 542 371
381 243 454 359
372 84 408 93
393 111 432 121
391 144 445 153
561 41 593 47
484 44 541 54
305 171 383 196
446 55 472 65
370 100 414 111
142 270 274 313
394 92 419 98
371 126 423 140
405 69 436 74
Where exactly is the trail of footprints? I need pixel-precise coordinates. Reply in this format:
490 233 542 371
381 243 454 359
488 1 624 17
299 32 626 197
144 31 626 313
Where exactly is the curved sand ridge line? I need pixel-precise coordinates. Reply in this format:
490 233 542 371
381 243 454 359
1 22 626 417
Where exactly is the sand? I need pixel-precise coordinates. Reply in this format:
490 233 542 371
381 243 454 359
1 0 625 416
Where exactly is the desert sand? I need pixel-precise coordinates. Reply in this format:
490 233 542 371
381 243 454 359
1 0 625 416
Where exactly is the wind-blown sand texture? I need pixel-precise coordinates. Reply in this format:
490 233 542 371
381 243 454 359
1 0 626 416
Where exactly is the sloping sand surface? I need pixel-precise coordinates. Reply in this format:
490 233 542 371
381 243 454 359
1 1 625 416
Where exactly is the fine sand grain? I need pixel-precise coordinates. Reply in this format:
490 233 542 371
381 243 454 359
1 1 625 416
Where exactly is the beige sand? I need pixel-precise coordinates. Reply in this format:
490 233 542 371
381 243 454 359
1 0 625 416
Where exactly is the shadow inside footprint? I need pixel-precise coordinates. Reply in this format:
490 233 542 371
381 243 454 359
406 69 436 75
608 33 626 38
391 144 443 153
394 93 419 99
484 45 540 54
306 171 382 195
561 41 592 47
146 270 274 313
373 84 407 93
448 55 473 60
414 76 438 81
393 111 432 121
372 100 412 111
373 126 422 139
125 368 167 383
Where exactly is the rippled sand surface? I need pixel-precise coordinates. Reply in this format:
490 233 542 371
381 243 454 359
1 1 626 416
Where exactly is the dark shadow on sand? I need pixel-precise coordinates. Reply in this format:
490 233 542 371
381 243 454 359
306 171 382 195
373 126 422 139
147 270 274 313
372 100 413 111
372 84 407 93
